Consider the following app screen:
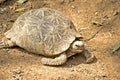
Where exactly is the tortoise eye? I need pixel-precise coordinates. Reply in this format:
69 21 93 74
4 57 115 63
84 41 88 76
75 44 79 47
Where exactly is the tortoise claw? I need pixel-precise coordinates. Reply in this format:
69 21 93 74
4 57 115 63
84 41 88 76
86 54 95 63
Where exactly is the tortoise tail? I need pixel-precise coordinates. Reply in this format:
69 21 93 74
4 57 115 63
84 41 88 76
0 41 6 49
0 37 16 49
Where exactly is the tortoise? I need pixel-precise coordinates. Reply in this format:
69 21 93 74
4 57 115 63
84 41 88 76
0 8 95 65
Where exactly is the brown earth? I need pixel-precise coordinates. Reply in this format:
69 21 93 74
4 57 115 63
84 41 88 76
0 0 120 80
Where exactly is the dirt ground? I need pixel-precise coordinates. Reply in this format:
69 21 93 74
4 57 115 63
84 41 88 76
0 0 120 80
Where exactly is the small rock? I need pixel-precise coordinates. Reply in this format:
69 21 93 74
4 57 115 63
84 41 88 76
95 12 98 16
12 67 24 80
77 10 81 14
114 11 120 16
0 7 7 14
71 5 75 9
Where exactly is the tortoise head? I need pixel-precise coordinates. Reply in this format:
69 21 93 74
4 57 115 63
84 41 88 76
70 40 84 53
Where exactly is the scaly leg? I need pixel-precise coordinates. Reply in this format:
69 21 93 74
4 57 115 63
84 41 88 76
83 49 95 63
41 53 67 66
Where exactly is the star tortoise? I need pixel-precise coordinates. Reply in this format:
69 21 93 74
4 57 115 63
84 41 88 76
0 8 95 65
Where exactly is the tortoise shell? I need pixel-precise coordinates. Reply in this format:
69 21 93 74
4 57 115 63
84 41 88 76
5 8 81 56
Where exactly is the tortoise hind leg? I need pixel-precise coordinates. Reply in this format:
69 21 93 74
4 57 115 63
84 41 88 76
0 37 16 49
41 53 67 66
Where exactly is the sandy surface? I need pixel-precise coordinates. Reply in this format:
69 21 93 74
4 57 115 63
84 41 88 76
0 0 120 80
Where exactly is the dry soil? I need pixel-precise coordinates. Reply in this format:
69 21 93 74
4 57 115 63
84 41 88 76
0 0 120 80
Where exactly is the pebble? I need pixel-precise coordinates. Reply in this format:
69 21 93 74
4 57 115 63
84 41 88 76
0 7 7 14
95 12 99 16
12 67 24 80
71 5 75 9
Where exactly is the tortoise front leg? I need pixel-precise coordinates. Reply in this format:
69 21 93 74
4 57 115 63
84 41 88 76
83 50 95 63
41 53 67 66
